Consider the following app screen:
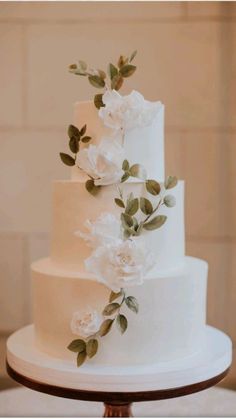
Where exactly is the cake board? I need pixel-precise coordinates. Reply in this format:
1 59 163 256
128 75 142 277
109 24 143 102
7 325 232 417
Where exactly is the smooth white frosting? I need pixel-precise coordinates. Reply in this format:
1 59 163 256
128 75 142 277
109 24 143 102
32 256 208 366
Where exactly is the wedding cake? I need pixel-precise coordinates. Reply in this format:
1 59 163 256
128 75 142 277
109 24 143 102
31 52 208 368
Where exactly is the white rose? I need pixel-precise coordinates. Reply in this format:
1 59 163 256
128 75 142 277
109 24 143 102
76 138 124 186
70 309 103 338
85 238 155 292
99 90 162 132
75 212 121 248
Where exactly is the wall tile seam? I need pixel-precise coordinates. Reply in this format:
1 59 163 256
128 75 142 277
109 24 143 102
1 126 236 134
0 16 236 25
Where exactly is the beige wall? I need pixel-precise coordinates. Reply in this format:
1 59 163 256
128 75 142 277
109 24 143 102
0 1 236 388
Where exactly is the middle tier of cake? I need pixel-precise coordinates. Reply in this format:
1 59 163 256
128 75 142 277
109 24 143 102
50 180 185 276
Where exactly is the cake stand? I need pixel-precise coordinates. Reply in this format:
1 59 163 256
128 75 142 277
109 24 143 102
7 325 232 417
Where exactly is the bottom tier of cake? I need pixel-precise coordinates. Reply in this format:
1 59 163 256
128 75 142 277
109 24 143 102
31 256 208 367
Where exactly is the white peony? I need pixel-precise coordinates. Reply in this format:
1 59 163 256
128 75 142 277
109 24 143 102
99 90 162 132
75 212 121 248
85 238 155 292
70 309 103 338
76 138 124 186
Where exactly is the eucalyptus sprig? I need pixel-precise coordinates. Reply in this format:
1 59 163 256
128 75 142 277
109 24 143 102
60 123 92 167
115 175 178 239
67 288 139 367
69 51 138 109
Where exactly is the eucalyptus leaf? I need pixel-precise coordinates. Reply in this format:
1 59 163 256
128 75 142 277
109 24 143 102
99 319 114 337
136 222 144 236
88 75 105 88
60 152 75 166
114 198 125 208
140 197 153 215
120 64 136 78
77 350 87 367
125 296 139 314
85 179 100 196
68 124 80 140
69 137 79 154
102 303 120 316
130 164 147 180
67 339 86 353
111 74 123 91
125 198 139 216
121 172 130 183
94 93 104 109
81 136 91 143
164 175 178 190
146 179 161 196
143 215 167 231
117 55 128 69
116 314 128 334
121 212 133 229
122 159 130 171
109 290 123 303
108 63 118 80
86 339 98 358
129 50 137 62
163 194 176 208
98 69 106 80
80 124 87 136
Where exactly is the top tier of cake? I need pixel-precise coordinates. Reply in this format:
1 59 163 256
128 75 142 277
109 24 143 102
71 100 165 182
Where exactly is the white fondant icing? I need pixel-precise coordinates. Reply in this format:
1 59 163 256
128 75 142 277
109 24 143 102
32 257 208 366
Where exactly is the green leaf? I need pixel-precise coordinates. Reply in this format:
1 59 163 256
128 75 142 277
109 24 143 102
88 75 105 88
86 339 98 358
80 124 87 136
68 124 80 140
69 137 79 154
122 159 129 171
116 314 128 334
125 198 139 216
114 198 125 208
98 69 106 80
67 339 86 353
94 93 104 109
125 296 139 314
163 194 176 208
121 212 133 229
143 215 167 231
108 63 118 80
60 152 75 166
111 74 123 91
79 60 87 71
102 303 120 316
120 64 136 78
136 221 144 236
130 164 147 180
140 197 153 215
77 350 87 367
109 290 123 303
99 319 114 337
117 55 128 68
85 179 100 196
146 180 161 196
129 50 137 62
121 171 130 183
164 175 178 190
81 136 91 143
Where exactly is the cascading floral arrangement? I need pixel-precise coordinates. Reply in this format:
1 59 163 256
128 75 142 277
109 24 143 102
60 51 178 367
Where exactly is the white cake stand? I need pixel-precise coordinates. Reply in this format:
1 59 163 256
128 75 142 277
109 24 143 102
7 325 232 417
